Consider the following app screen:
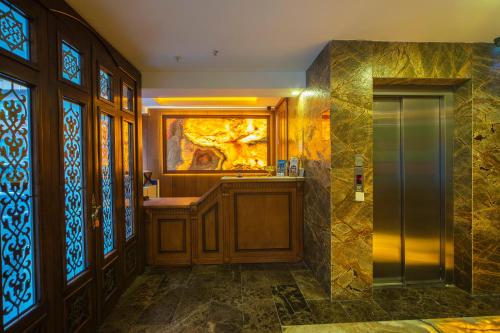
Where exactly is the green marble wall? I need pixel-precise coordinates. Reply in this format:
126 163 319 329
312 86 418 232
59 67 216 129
298 40 498 298
471 44 500 294
288 46 333 296
329 41 374 299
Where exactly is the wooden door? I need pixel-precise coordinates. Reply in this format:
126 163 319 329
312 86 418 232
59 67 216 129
0 1 49 332
93 42 142 320
94 50 121 320
51 15 97 333
1 1 143 331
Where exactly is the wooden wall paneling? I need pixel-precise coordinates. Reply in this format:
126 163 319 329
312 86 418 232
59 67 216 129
275 98 288 160
234 192 291 250
194 186 224 264
144 179 304 266
227 182 302 263
150 209 192 265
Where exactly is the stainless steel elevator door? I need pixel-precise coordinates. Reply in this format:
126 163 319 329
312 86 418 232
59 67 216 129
402 97 442 283
373 98 402 284
373 96 443 285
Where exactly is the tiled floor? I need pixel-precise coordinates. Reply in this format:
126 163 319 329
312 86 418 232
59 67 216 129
282 316 500 333
98 263 500 333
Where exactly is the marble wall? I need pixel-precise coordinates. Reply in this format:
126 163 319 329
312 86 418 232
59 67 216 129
288 45 333 296
296 40 499 298
329 41 374 299
471 45 500 294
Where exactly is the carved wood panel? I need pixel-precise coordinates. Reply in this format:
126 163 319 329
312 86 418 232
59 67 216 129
64 281 92 333
234 192 292 251
159 219 187 252
202 204 219 252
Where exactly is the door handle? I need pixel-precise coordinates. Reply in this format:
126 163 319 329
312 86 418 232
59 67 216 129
91 194 102 230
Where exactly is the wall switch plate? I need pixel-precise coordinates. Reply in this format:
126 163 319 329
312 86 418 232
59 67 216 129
355 191 365 202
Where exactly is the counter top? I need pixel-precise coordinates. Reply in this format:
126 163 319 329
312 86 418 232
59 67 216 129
143 197 199 208
220 176 304 182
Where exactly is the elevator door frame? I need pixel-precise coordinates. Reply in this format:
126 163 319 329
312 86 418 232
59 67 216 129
373 87 454 286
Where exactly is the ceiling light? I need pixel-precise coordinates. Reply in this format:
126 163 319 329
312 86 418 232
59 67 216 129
291 90 301 96
155 97 258 104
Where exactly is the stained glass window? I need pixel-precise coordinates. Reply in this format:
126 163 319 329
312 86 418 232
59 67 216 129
122 84 133 112
61 41 81 85
123 122 134 240
99 69 112 101
0 0 30 60
63 99 86 281
100 114 114 255
0 76 36 325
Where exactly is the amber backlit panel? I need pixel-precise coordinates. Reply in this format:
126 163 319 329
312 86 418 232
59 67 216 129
165 117 268 171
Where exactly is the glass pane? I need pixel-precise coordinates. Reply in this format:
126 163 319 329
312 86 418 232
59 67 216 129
63 99 86 281
122 84 133 112
0 0 30 60
61 41 82 85
99 69 112 101
0 76 35 325
100 114 114 255
123 122 134 240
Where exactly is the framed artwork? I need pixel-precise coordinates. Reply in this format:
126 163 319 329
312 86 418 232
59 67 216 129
162 115 270 173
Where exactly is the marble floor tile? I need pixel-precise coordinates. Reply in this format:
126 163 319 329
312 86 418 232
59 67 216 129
212 270 243 308
241 262 290 271
282 319 440 333
292 270 328 300
241 270 273 299
272 284 316 325
373 287 452 320
287 261 310 271
205 301 244 333
128 324 176 333
99 264 500 332
340 299 392 322
266 269 296 286
424 316 500 333
136 287 185 325
160 267 192 289
191 264 221 275
307 300 352 324
474 295 500 313
242 297 281 333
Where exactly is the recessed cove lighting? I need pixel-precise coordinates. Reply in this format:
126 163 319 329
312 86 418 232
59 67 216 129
155 97 258 104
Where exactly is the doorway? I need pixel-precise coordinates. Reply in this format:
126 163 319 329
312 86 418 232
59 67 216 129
373 90 453 286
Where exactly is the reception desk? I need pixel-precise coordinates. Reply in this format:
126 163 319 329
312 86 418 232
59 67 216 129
144 177 304 265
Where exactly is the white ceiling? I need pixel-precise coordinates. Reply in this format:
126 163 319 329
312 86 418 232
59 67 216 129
67 0 500 72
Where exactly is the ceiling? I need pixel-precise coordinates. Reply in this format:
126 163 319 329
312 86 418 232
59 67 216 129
67 0 500 72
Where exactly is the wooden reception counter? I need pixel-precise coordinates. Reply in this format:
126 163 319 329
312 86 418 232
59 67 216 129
144 176 304 265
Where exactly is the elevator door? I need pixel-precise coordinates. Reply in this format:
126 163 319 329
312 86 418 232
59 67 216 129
373 96 443 285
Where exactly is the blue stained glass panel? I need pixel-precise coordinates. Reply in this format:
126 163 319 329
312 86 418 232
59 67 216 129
99 69 111 101
123 122 134 240
62 41 81 85
63 99 86 281
100 114 114 255
0 76 35 325
0 1 30 60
